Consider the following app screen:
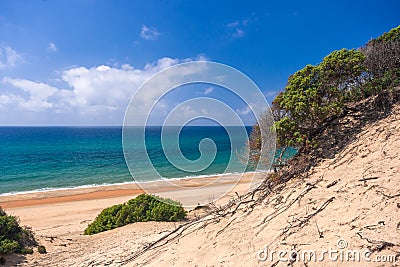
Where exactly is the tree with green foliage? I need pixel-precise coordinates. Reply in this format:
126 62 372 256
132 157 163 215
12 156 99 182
360 25 400 92
373 25 400 43
319 49 366 101
271 48 365 148
248 25 399 167
84 194 187 235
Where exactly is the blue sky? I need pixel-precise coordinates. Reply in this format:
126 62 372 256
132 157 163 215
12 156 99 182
0 0 399 125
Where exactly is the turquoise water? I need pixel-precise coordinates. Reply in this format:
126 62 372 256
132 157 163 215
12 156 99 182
0 126 254 195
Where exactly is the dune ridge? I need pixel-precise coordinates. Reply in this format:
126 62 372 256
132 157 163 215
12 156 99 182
125 101 400 266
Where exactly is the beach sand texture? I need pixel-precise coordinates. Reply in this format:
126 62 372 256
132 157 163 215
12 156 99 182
1 172 265 266
1 105 399 266
125 104 400 267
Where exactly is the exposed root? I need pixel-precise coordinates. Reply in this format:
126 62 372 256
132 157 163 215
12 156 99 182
120 88 400 265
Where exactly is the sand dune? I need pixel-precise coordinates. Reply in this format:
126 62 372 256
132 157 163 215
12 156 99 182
2 105 400 266
125 104 400 266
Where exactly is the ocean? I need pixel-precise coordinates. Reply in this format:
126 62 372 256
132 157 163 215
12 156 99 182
0 126 256 195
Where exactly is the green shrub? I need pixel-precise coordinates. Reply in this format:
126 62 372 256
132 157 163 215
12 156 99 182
0 240 19 254
84 194 187 235
373 25 400 43
0 207 37 255
360 26 400 93
19 248 33 255
37 245 46 254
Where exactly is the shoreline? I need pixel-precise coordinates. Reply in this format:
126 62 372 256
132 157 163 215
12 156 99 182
1 171 267 266
0 171 267 209
0 170 267 197
1 170 269 267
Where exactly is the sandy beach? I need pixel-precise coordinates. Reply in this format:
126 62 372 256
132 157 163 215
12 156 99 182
1 109 399 267
1 102 396 267
0 172 266 266
0 172 265 208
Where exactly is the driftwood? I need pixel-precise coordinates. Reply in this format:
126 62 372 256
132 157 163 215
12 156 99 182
257 178 322 232
381 192 400 199
257 196 335 256
356 231 396 252
326 180 338 188
281 197 335 238
359 177 379 182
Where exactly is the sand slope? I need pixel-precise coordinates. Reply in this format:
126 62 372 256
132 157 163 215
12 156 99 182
126 105 400 266
3 105 400 266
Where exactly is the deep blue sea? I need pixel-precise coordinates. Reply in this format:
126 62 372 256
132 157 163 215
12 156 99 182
0 126 256 195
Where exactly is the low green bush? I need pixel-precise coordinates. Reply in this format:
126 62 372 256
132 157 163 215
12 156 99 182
0 207 37 255
84 194 187 235
37 245 46 254
19 248 33 255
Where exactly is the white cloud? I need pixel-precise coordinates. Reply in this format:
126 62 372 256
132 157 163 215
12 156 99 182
201 108 209 115
48 42 57 52
236 106 251 115
227 21 240 28
203 87 214 95
227 18 253 38
0 57 203 125
162 97 248 126
3 77 57 99
233 28 245 38
140 25 160 40
2 77 59 111
0 45 23 69
264 90 281 101
0 56 260 126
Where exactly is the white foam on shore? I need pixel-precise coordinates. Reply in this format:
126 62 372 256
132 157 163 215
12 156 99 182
0 170 270 197
0 181 138 196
